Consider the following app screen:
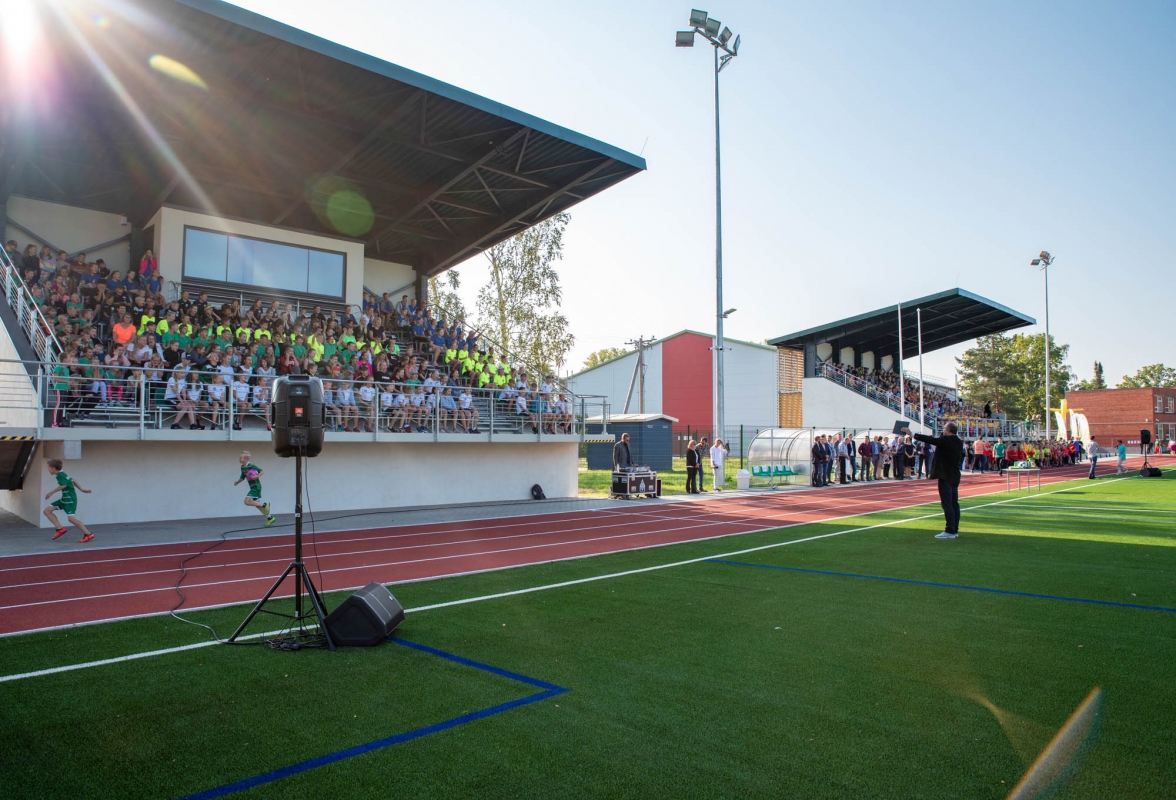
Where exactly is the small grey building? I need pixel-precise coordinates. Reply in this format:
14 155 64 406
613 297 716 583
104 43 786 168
586 414 677 471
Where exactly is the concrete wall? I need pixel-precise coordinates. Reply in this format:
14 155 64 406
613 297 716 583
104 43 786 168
5 196 130 274
802 377 927 433
2 439 578 527
152 207 367 308
363 258 417 300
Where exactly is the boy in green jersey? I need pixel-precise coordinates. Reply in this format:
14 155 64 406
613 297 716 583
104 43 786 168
234 450 276 526
44 459 95 543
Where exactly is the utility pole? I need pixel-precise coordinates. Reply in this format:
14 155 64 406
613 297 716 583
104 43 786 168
623 336 656 414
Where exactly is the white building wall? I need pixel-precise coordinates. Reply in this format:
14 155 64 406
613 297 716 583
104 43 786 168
2 440 578 527
152 207 367 309
5 196 131 274
802 378 929 433
713 341 777 427
363 258 417 300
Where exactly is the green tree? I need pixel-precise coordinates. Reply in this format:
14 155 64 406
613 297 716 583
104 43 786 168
583 347 629 369
1118 363 1176 388
956 334 1018 414
428 269 466 323
476 212 574 373
1075 360 1107 391
1007 333 1074 421
956 332 1073 420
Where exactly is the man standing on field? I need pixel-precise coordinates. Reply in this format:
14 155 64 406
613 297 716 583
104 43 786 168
710 438 727 491
905 422 964 539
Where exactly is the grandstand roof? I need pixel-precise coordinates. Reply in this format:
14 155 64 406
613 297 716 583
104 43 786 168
768 288 1036 356
2 0 645 275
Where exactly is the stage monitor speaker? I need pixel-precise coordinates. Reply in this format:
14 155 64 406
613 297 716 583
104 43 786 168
1140 467 1163 478
1141 429 1152 445
324 582 404 646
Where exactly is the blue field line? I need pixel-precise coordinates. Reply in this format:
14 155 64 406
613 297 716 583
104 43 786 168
706 560 1176 613
182 638 568 800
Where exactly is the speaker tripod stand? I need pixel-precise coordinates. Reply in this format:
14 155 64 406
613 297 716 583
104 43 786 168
228 454 336 650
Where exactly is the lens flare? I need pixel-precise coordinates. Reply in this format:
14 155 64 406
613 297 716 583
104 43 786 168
326 190 375 237
148 54 208 90
1006 687 1103 800
93 15 111 30
1 0 40 63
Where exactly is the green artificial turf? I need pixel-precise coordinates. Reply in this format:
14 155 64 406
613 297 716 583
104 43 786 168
1 472 1174 799
579 457 741 496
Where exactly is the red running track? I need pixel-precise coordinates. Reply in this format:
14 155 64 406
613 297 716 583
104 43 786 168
0 461 1138 635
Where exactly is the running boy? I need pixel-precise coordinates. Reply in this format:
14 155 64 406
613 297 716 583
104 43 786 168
234 450 276 526
44 459 95 542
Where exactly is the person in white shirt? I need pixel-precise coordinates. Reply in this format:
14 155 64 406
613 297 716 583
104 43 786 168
232 374 251 431
336 378 358 432
186 377 205 425
458 388 479 433
379 386 395 430
409 385 427 432
207 373 227 430
390 387 409 431
322 380 340 431
253 377 271 430
166 368 201 430
358 380 377 433
710 438 728 491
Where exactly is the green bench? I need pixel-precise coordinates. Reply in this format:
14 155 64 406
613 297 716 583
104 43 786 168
751 465 796 478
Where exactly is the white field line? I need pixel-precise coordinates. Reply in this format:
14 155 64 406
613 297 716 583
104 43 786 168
0 627 287 684
982 504 1176 515
0 475 1128 684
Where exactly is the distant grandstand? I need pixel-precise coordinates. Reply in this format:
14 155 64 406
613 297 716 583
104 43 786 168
0 0 644 526
768 288 1035 435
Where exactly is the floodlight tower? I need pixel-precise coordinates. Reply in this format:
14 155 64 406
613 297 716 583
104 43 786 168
676 9 740 442
1030 251 1054 442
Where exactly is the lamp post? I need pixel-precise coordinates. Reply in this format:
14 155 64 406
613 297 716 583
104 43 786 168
1030 251 1054 442
677 9 740 442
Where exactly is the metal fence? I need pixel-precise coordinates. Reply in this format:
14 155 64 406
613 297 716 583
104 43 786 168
0 357 609 442
0 248 63 363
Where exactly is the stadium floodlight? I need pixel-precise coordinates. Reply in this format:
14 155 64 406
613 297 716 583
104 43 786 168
675 7 742 443
1030 250 1055 444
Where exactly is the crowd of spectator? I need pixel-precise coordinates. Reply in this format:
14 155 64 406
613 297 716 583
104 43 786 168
828 363 980 420
4 240 575 434
809 432 1092 487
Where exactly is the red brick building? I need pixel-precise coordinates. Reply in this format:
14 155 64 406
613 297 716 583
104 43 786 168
1066 387 1176 448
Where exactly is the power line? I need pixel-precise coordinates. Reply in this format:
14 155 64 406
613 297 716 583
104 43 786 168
623 336 656 414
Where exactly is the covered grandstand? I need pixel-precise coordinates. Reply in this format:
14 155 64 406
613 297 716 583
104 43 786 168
768 288 1035 433
0 0 644 525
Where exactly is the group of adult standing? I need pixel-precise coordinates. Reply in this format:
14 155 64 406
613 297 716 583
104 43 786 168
809 433 932 487
684 437 728 494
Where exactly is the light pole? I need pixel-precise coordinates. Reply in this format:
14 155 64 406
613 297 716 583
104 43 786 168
1030 251 1054 442
677 9 740 441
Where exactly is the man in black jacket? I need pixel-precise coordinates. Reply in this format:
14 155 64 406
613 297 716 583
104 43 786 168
696 437 709 492
613 433 633 471
906 423 964 539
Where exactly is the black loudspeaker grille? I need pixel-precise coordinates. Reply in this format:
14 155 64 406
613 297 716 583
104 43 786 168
1141 429 1152 445
1140 467 1163 478
325 582 405 646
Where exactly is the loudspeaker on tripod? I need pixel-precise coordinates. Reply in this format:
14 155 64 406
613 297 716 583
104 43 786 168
1141 429 1152 446
325 582 405 646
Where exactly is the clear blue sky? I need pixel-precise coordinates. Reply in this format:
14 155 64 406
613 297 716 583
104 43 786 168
232 0 1175 383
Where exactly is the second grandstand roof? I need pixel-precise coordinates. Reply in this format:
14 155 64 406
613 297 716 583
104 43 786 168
768 288 1036 357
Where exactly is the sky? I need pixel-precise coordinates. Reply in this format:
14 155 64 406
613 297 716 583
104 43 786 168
231 1 1172 383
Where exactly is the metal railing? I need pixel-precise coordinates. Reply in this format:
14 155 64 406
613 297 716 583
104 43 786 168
817 363 1027 439
0 357 609 441
0 249 63 363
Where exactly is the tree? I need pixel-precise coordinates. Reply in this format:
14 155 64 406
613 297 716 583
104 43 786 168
1007 333 1073 422
476 212 575 373
1075 360 1107 391
956 332 1073 420
428 269 466 323
583 347 629 369
956 334 1018 414
1118 363 1176 388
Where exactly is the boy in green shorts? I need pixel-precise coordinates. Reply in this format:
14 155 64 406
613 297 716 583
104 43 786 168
44 459 95 543
235 450 276 526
